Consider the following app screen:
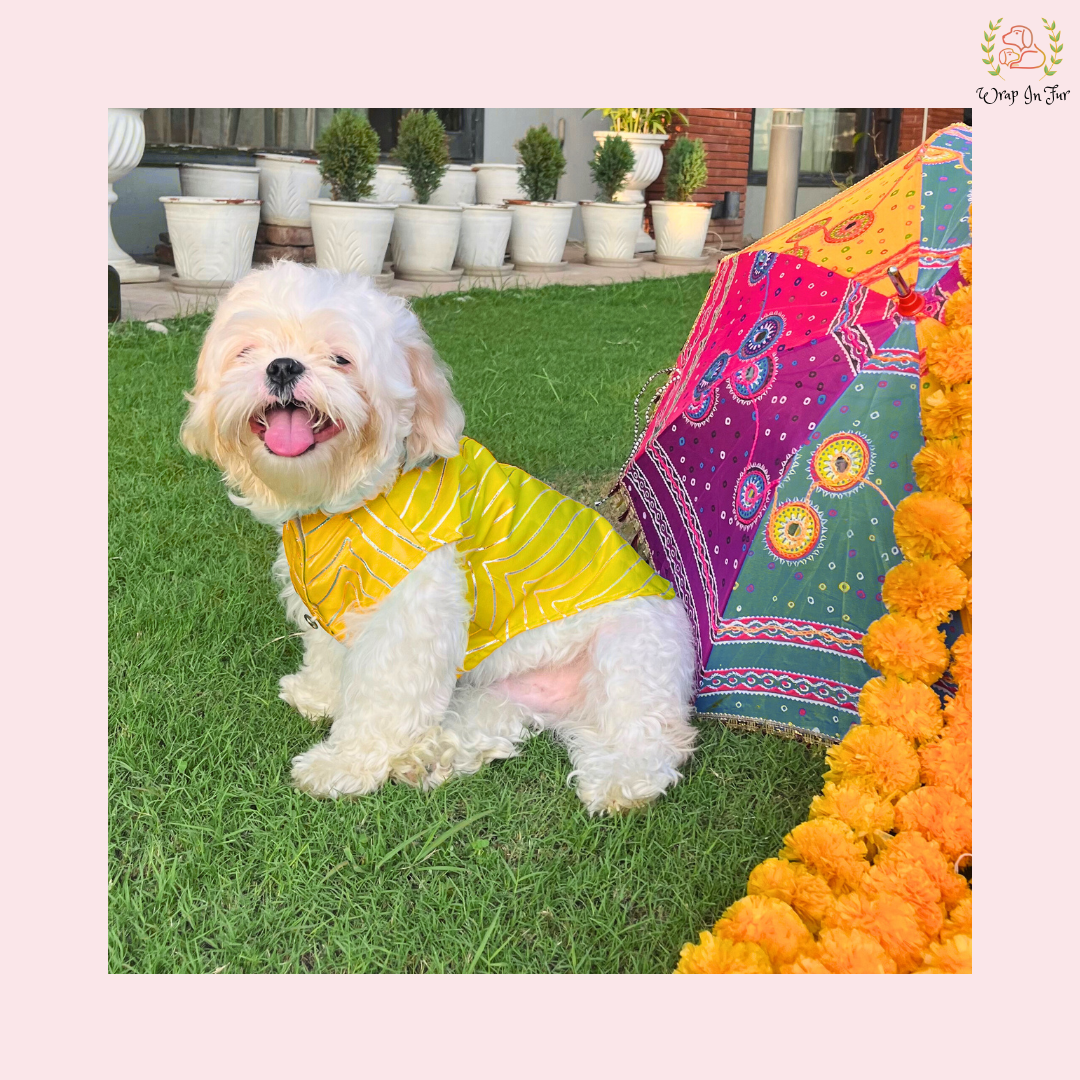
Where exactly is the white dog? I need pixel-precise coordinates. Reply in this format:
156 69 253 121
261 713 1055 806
181 262 697 813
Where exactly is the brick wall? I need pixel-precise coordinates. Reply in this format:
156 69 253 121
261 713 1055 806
644 108 753 250
897 108 967 154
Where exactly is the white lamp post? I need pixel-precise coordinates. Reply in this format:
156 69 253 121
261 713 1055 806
762 108 804 237
108 108 160 283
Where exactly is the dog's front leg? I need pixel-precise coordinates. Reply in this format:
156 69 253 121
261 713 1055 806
290 544 468 798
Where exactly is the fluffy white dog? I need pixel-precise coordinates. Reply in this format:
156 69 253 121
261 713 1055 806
182 262 697 813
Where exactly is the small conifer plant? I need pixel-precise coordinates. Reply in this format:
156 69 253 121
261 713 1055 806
514 125 567 203
663 136 708 202
391 110 450 204
589 135 636 202
315 109 381 202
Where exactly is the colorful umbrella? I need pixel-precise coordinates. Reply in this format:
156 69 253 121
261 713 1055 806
621 124 971 742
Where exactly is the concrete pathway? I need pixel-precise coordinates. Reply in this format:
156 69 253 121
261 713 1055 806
118 241 724 323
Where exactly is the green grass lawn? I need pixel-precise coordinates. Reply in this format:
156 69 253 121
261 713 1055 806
109 275 827 974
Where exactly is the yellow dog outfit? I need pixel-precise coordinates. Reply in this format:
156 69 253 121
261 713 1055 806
283 437 674 671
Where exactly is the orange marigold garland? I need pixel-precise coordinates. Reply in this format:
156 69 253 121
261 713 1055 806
858 675 943 743
882 558 969 626
861 613 950 684
892 491 972 563
675 239 972 975
913 436 973 504
921 383 972 440
824 724 922 799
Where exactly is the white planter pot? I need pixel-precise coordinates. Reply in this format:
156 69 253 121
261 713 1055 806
594 130 668 252
373 164 415 203
254 153 322 227
108 107 159 282
429 164 477 206
593 131 667 204
580 202 645 266
472 164 525 205
180 163 260 200
309 199 397 277
507 201 575 271
651 201 713 263
159 197 260 292
457 205 513 272
391 203 464 281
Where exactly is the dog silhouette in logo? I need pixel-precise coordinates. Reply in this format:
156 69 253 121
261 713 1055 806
998 25 1047 69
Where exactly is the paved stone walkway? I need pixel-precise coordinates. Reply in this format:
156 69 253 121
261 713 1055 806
118 241 724 323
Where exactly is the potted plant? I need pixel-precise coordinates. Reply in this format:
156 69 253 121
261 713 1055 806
373 164 415 203
650 136 713 264
254 152 323 228
507 125 575 272
159 195 261 294
430 164 477 206
307 110 396 283
579 134 642 266
589 108 687 252
388 110 462 281
456 203 514 277
179 163 259 200
471 163 524 205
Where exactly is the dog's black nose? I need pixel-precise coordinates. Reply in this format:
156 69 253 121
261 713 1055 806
266 357 305 388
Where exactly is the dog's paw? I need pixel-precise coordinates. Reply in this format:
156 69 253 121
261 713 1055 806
389 727 459 791
290 744 387 798
279 672 338 723
572 773 674 816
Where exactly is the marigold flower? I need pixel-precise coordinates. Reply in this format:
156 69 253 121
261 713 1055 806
674 930 773 974
825 723 921 799
921 383 972 440
874 831 970 910
916 934 972 974
882 557 969 625
862 861 945 939
943 684 972 741
915 315 948 353
913 437 972 503
713 895 815 968
779 956 831 973
941 895 972 942
958 246 972 284
789 864 837 932
810 779 895 850
825 891 929 973
894 785 973 863
919 733 972 804
747 858 797 906
950 633 972 688
858 675 943 743
862 613 950 685
778 818 869 893
926 324 972 388
893 491 972 564
813 927 898 974
942 285 972 328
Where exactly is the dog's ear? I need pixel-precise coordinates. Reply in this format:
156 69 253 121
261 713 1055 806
180 338 221 462
402 336 465 469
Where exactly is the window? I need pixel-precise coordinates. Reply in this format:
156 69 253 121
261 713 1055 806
366 110 483 163
141 108 484 165
749 108 881 186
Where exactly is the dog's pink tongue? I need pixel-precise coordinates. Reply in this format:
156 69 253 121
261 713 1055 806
264 406 315 457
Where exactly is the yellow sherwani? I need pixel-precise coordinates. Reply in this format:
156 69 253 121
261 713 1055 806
282 437 675 671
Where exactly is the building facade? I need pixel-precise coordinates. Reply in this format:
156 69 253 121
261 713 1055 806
111 107 969 261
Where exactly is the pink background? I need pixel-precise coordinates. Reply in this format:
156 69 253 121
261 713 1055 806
9 2 1070 1071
